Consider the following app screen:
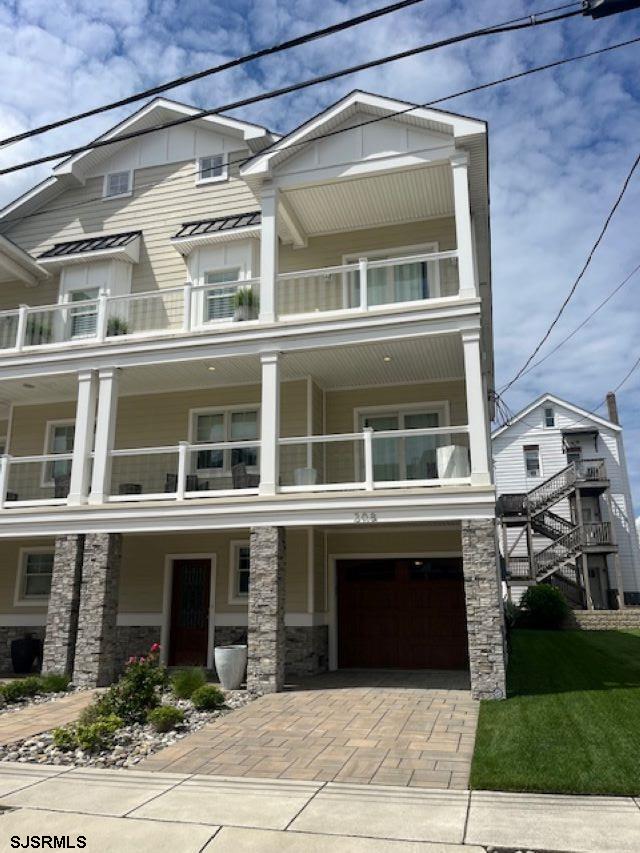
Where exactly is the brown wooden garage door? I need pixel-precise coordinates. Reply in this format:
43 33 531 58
337 558 468 669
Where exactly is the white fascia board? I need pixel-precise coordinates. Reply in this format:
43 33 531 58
491 392 620 438
0 236 50 284
241 90 485 179
170 225 261 256
0 176 64 223
0 487 496 538
0 299 482 382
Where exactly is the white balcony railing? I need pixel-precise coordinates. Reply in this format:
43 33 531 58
0 251 460 354
0 453 73 507
279 426 471 492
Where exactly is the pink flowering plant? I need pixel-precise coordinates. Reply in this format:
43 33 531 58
95 642 168 725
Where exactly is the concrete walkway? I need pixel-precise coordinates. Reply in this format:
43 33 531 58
142 670 477 789
0 764 637 851
0 690 96 745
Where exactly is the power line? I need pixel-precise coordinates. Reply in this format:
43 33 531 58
0 0 431 149
0 5 583 178
500 149 640 394
4 33 637 229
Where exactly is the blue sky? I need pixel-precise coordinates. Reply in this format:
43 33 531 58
1 0 639 515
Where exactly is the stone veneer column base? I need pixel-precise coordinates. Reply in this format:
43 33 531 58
73 533 122 688
247 526 286 695
41 535 85 676
461 519 507 701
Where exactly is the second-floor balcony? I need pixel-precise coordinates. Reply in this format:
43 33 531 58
0 249 461 356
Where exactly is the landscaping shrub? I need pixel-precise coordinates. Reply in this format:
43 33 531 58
171 667 206 700
1 676 41 703
519 584 568 629
54 715 123 753
98 644 167 724
148 705 184 733
190 684 225 711
39 672 71 693
52 725 77 752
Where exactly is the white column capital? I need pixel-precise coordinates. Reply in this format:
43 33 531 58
76 369 95 384
260 183 279 201
461 328 481 345
260 351 280 365
450 151 469 169
97 367 120 381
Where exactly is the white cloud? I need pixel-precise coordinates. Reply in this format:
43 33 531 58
0 0 639 510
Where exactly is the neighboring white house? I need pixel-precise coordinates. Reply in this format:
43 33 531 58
492 393 640 609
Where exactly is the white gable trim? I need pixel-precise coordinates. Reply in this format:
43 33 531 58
492 393 620 439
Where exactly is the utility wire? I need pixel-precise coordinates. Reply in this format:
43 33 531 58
500 149 640 394
0 0 431 148
0 5 583 177
4 33 637 228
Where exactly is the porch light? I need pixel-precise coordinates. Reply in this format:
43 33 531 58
207 365 216 372
383 356 392 363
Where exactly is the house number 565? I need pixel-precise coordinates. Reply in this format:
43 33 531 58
354 512 378 524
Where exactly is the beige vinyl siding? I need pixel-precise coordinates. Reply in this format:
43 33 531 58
279 217 456 272
0 278 60 312
0 420 8 442
0 538 55 614
312 381 324 435
313 529 327 612
9 402 76 456
3 157 258 303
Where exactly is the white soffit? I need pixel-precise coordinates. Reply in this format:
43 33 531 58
283 164 453 235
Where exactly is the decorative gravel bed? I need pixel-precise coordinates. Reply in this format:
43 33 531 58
0 689 253 769
0 690 75 716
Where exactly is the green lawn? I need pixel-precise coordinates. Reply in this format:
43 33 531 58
470 629 640 795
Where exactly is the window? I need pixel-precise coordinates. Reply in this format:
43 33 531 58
358 406 444 481
17 550 54 602
524 445 541 478
345 244 440 306
197 154 227 183
104 170 131 198
191 408 259 475
544 407 555 428
229 541 250 603
69 287 99 338
43 422 74 486
204 268 240 322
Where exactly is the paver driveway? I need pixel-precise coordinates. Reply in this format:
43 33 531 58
142 670 478 789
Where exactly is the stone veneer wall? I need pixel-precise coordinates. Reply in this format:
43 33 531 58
42 535 84 675
461 519 507 701
247 527 286 694
0 627 45 674
115 626 161 672
73 533 122 688
567 609 640 630
214 625 328 679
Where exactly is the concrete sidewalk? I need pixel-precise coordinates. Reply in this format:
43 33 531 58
0 763 637 852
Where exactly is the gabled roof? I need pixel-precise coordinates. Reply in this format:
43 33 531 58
491 393 620 439
240 89 487 180
0 234 49 286
0 98 277 225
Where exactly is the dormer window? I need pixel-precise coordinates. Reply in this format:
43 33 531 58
544 407 555 428
197 154 227 184
104 171 132 198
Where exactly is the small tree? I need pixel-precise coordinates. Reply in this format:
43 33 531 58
519 584 568 629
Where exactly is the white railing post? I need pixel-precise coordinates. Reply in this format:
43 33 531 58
0 455 9 508
363 428 374 490
89 367 120 505
451 152 477 298
15 305 28 351
96 293 108 341
67 370 98 506
183 282 193 332
177 441 189 500
359 258 368 311
259 351 280 495
259 185 279 323
462 329 491 485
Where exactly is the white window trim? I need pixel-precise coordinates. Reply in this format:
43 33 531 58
188 405 260 479
41 419 75 488
195 153 229 185
228 539 250 605
523 445 542 479
201 265 243 325
343 242 441 301
353 401 450 482
543 407 555 428
102 169 133 200
14 547 54 607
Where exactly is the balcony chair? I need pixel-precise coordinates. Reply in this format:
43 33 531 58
163 473 210 493
54 475 70 499
118 483 143 495
231 463 259 489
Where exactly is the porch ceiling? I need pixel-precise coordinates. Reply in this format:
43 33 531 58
281 164 453 236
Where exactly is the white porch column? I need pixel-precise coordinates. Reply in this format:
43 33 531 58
451 153 477 298
259 352 280 496
259 185 279 323
88 368 120 505
462 330 491 485
67 370 98 505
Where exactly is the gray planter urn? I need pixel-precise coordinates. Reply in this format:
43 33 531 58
214 644 247 690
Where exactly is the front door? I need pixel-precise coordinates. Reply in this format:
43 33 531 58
169 559 211 666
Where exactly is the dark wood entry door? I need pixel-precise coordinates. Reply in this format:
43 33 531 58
337 558 468 669
169 559 211 666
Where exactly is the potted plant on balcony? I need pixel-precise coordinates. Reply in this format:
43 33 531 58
233 287 258 322
107 316 129 337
